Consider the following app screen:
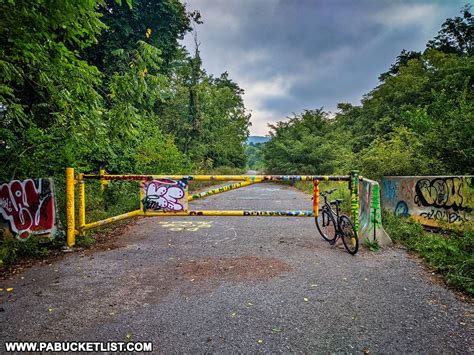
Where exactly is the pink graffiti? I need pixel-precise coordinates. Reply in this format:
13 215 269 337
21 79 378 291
0 179 55 239
144 180 185 212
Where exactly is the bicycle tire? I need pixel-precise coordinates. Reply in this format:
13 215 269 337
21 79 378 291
339 215 359 255
315 208 337 243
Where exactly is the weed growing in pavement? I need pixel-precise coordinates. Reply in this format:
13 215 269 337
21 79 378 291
364 239 380 252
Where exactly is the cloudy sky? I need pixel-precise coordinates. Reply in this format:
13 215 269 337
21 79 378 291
180 0 467 135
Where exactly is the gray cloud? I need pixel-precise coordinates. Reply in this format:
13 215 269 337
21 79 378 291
181 0 466 135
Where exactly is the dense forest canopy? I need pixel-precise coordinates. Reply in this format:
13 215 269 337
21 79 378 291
263 5 473 178
0 0 250 182
1 2 472 182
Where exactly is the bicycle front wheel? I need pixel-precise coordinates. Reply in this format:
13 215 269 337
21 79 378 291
315 209 336 243
339 215 359 255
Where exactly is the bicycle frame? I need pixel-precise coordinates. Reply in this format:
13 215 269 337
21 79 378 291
320 193 342 233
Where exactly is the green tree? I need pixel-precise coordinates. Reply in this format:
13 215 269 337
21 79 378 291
427 5 473 55
84 0 200 76
378 50 422 81
0 0 108 180
263 110 354 174
102 41 186 173
263 6 474 177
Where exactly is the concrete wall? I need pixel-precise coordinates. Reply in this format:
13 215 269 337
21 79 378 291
359 178 392 245
0 178 56 240
381 176 473 228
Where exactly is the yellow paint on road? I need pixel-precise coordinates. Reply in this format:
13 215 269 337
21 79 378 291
158 221 213 232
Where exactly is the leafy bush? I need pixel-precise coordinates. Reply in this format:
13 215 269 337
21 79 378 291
0 237 49 268
358 127 443 179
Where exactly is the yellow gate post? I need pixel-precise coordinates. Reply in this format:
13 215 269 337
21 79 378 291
77 173 86 236
139 180 144 212
66 167 76 247
350 170 359 234
99 168 108 193
313 179 319 217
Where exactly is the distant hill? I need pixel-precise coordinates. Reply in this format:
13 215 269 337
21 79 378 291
247 136 270 145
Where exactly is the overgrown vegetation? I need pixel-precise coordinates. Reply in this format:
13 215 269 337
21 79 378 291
384 212 474 296
245 143 266 172
257 6 474 293
263 6 473 177
0 0 250 266
1 1 250 180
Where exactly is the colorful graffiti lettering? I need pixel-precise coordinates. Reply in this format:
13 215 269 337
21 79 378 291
190 182 248 200
419 209 468 224
381 176 473 227
243 211 314 216
350 172 359 232
189 211 204 216
143 179 187 212
414 177 472 212
0 179 55 240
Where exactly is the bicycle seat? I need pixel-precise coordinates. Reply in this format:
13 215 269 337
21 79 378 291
330 199 343 205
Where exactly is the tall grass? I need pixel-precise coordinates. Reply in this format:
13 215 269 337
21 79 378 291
383 212 474 296
292 180 351 214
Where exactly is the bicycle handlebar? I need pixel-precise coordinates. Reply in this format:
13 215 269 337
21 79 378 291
320 188 337 196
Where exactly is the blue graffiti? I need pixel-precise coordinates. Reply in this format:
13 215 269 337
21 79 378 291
178 179 188 189
383 180 397 200
394 201 409 217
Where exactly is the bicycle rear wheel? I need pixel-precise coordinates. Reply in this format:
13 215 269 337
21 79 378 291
339 215 359 255
315 209 336 243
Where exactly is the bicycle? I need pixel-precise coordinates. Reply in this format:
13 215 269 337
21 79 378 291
315 188 359 255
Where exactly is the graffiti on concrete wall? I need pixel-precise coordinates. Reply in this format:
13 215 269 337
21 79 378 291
358 178 391 245
0 178 56 240
142 179 188 212
381 176 473 227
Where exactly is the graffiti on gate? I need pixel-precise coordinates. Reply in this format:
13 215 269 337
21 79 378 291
142 179 188 212
381 176 473 227
0 178 56 240
242 211 313 216
358 178 391 244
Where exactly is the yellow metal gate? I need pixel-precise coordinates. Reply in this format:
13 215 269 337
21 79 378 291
65 168 360 247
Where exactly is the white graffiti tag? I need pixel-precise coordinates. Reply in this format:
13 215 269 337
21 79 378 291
143 180 186 212
0 179 55 239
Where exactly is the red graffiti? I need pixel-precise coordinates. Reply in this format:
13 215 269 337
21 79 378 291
0 179 55 239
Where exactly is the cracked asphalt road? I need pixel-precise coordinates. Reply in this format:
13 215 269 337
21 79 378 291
1 182 473 353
